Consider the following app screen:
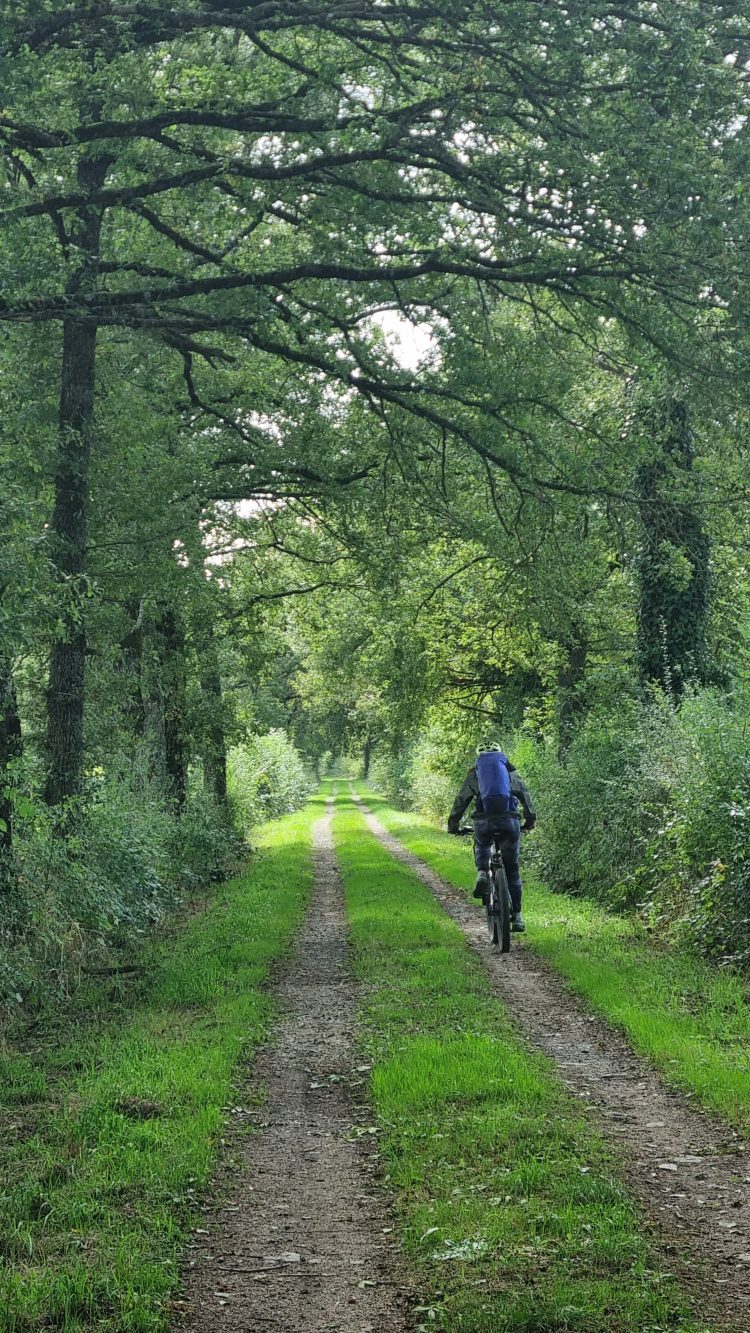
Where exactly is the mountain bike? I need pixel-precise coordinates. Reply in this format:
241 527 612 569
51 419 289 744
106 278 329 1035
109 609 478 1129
459 827 512 952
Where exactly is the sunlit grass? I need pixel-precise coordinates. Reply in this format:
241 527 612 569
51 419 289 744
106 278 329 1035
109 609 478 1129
334 789 705 1333
358 784 750 1136
0 799 322 1332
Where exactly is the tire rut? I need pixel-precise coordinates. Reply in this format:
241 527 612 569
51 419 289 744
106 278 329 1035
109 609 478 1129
174 802 410 1333
354 793 750 1332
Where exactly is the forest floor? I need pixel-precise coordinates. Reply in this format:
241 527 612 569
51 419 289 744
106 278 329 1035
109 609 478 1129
7 786 750 1331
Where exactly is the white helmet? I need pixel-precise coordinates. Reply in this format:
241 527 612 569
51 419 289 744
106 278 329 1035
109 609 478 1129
476 741 503 755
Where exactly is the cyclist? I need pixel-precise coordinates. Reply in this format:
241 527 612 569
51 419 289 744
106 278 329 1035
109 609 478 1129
447 743 536 932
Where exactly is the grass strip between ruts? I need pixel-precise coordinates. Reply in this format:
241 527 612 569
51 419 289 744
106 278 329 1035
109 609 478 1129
0 796 322 1333
357 784 750 1140
333 789 705 1333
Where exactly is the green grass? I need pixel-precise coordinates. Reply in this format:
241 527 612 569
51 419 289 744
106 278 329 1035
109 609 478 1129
334 789 706 1333
357 784 750 1138
0 796 323 1333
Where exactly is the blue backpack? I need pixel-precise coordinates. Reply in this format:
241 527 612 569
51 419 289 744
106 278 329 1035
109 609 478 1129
476 751 516 815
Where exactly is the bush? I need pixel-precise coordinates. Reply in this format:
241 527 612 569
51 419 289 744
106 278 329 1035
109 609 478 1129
0 771 235 1011
168 791 236 891
0 730 316 1011
369 724 518 822
518 697 671 909
523 687 750 964
398 730 467 820
368 744 415 808
228 729 315 832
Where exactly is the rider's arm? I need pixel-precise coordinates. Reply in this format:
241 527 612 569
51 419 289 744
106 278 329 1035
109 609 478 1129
510 772 536 824
447 767 478 833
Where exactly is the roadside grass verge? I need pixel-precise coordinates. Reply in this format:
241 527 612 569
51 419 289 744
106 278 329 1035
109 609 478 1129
0 797 322 1333
334 791 705 1333
357 785 750 1138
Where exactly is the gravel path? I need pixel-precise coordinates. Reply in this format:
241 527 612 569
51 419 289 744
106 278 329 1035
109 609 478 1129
354 793 750 1332
175 802 410 1333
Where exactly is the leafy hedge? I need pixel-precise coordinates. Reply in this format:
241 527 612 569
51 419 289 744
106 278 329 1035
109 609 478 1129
0 772 235 1010
228 728 315 831
522 689 750 964
0 730 314 1011
369 728 471 818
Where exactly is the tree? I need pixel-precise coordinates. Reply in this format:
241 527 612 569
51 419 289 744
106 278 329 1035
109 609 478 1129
1 1 745 806
635 394 711 695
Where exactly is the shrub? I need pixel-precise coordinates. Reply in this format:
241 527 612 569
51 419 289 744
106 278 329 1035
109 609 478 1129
400 731 467 820
0 730 316 1011
168 791 236 891
228 729 315 832
520 697 674 910
369 723 523 821
0 771 235 1011
368 744 415 808
523 687 750 964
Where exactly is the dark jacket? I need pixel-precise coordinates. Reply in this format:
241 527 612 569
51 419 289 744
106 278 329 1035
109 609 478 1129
447 761 535 833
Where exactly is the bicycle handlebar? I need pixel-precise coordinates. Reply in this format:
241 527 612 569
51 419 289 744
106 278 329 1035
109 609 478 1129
455 822 533 836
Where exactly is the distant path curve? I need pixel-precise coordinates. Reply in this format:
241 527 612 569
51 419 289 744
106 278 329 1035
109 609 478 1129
353 790 750 1331
175 801 410 1333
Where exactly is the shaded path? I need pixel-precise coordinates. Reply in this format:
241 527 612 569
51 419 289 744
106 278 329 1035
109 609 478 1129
176 802 410 1333
354 792 750 1331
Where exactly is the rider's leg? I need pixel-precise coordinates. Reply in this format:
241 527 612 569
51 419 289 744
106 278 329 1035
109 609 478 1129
472 818 492 899
498 820 522 914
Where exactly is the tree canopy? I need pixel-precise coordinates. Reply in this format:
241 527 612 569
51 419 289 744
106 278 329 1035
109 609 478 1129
2 0 750 982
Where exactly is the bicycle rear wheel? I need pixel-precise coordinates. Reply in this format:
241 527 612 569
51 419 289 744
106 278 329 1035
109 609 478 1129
485 872 499 944
496 864 511 953
498 869 511 954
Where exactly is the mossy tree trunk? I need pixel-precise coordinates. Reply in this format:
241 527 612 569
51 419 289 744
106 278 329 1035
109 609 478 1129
162 608 189 812
557 628 589 759
636 397 710 697
44 151 110 808
0 660 23 898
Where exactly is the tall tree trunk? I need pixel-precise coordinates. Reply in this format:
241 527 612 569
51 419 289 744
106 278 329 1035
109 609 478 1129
363 735 374 779
201 659 228 805
557 629 588 759
162 608 188 811
182 524 228 806
0 660 22 897
201 621 230 805
44 152 109 808
636 397 710 696
142 619 168 792
121 600 146 751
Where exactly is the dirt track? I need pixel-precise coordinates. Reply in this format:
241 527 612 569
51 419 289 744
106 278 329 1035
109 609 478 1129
175 803 410 1333
354 793 750 1333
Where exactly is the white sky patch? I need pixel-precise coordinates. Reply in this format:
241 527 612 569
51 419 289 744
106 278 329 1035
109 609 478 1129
203 315 442 558
374 309 441 370
341 81 376 109
227 499 263 520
